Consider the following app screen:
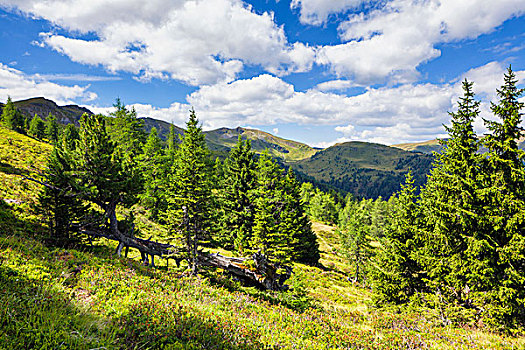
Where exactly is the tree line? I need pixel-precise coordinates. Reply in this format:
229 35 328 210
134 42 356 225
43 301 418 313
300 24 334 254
337 67 525 331
2 98 320 272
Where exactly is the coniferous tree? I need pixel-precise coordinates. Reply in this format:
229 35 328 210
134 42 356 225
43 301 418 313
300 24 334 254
480 66 525 328
252 152 293 265
106 98 146 159
61 124 79 152
76 113 139 233
418 79 484 303
45 113 60 143
29 114 46 139
1 96 24 132
38 133 85 245
220 136 257 253
338 198 375 284
139 127 165 220
166 109 213 273
372 173 423 304
282 168 320 264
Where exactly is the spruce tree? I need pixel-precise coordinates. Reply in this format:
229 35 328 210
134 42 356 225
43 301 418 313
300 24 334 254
481 66 525 328
221 136 257 253
418 79 483 303
1 96 24 132
166 109 213 273
45 113 60 143
61 124 79 152
252 152 293 265
282 168 320 264
372 173 423 304
29 114 46 140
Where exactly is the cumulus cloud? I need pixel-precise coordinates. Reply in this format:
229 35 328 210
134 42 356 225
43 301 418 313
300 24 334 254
84 62 523 145
314 79 356 92
2 0 315 85
0 63 97 104
290 0 367 25
317 0 525 84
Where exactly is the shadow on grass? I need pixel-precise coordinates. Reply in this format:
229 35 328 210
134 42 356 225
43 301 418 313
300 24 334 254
0 264 116 350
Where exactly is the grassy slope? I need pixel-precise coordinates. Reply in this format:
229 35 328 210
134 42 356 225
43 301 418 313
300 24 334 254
392 139 443 154
1 126 523 349
291 141 434 198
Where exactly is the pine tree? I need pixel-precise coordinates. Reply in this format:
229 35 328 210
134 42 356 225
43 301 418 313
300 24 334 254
1 96 24 132
38 133 85 246
166 109 213 273
76 113 138 233
282 168 320 264
252 152 293 265
29 114 46 140
480 66 525 328
61 124 79 152
372 173 423 304
220 136 257 253
45 113 60 143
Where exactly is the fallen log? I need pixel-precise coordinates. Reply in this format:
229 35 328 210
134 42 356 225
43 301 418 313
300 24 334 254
197 252 292 291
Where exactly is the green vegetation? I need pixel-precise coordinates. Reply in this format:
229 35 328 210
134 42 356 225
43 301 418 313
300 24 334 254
1 67 525 348
291 141 433 199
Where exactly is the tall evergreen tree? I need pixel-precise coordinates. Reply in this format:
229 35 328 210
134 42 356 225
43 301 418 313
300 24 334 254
418 79 484 303
107 98 146 159
480 66 525 328
61 124 79 152
76 113 139 234
282 168 320 264
372 173 423 304
166 109 213 273
38 133 85 245
29 114 46 140
140 127 165 220
45 113 60 143
338 198 375 284
220 136 257 253
252 152 293 265
1 96 24 132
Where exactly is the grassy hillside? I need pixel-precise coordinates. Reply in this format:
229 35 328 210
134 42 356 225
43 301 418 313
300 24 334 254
1 126 523 349
205 127 317 162
392 139 444 154
291 141 434 199
0 97 93 125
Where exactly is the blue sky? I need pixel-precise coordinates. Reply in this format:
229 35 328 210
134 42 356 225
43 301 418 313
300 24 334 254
0 0 524 146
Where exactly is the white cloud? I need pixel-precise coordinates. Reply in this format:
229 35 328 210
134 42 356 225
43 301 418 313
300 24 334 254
2 0 315 85
317 0 525 84
84 62 524 145
315 79 356 92
290 0 367 25
0 63 96 104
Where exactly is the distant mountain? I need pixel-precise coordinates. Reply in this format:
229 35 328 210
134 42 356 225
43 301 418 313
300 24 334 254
3 97 437 198
204 127 317 162
394 137 525 154
290 141 434 199
0 97 93 125
392 139 444 154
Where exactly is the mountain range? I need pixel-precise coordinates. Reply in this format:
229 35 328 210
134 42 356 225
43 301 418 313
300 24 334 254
2 97 436 198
